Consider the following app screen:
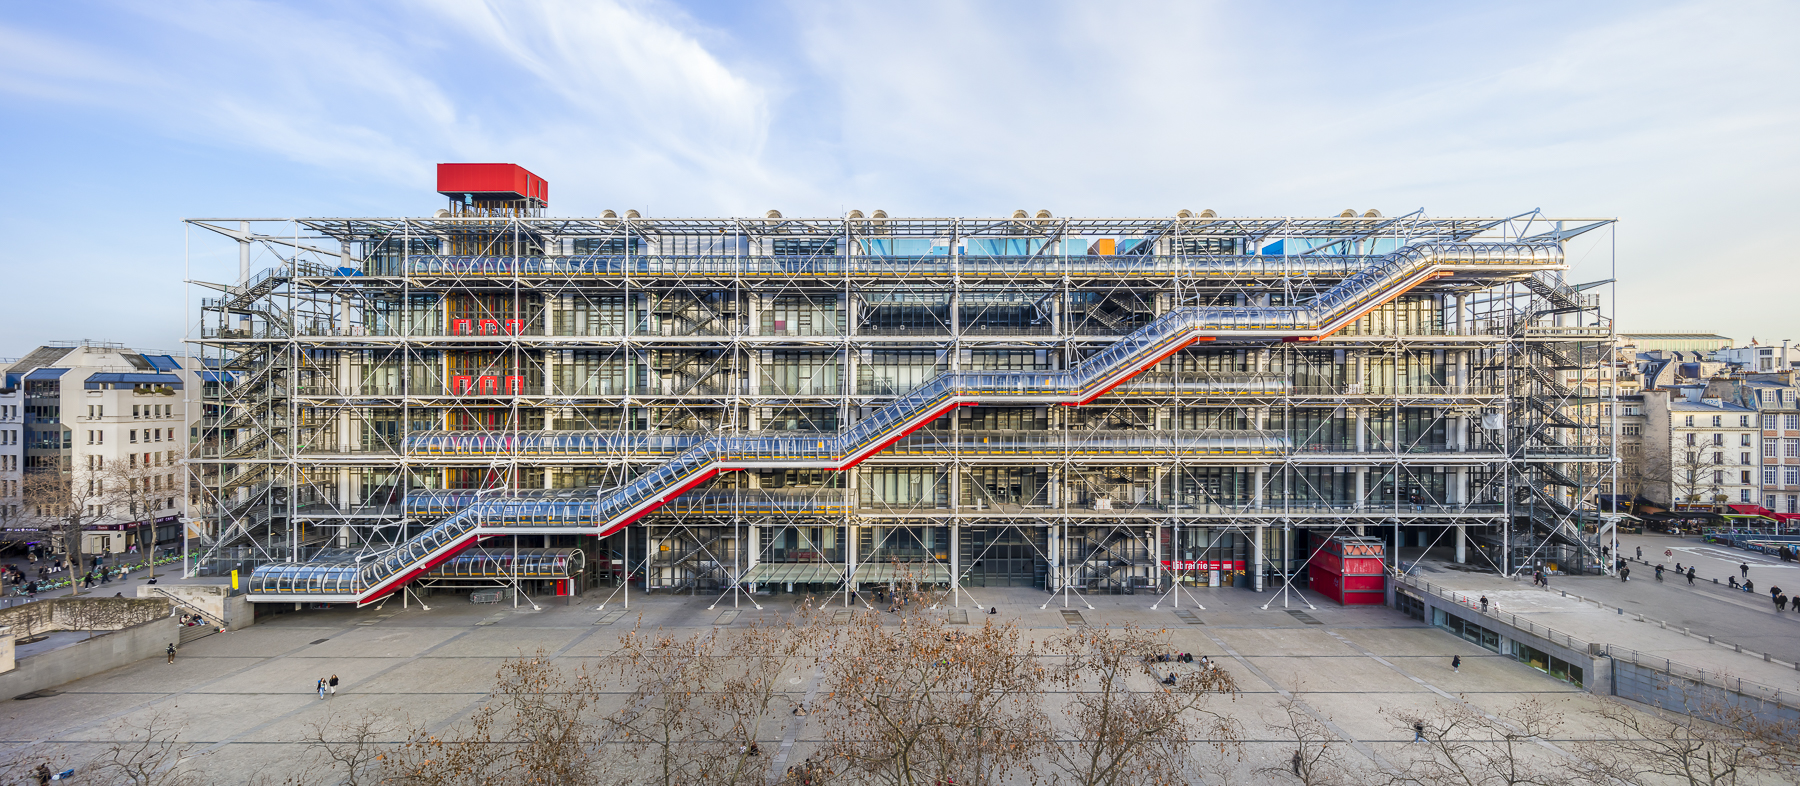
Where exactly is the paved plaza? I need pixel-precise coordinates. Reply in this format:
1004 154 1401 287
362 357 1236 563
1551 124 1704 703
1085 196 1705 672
3 531 1797 782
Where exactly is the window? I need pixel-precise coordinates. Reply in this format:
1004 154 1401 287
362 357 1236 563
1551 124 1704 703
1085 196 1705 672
1742 470 1753 484
1767 414 1780 429
1742 489 1752 502
1742 434 1753 446
1768 440 1780 458
1788 414 1800 430
1713 453 1724 465
1686 415 1695 427
1789 439 1800 458
1713 433 1724 446
133 405 140 419
1686 433 1697 446
1742 452 1752 465
1790 495 1798 514
1622 424 1641 436
1742 415 1752 427
1714 470 1725 484
129 429 137 443
1713 415 1723 427
1767 468 1779 485
1787 468 1800 486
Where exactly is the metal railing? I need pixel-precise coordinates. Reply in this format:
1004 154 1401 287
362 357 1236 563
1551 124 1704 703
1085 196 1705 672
248 240 1564 603
1391 573 1595 654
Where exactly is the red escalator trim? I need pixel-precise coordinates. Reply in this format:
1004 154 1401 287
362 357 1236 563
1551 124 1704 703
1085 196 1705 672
1067 336 1204 406
597 468 733 538
1287 269 1453 343
359 529 482 605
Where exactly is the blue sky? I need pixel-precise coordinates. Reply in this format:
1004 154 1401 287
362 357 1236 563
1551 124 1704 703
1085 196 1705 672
1 0 1796 358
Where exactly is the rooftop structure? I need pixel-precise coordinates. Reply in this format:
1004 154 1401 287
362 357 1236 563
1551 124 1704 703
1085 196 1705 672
184 172 1619 606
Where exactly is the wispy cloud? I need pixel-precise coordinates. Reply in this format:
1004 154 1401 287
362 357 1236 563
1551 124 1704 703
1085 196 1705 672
0 0 1796 352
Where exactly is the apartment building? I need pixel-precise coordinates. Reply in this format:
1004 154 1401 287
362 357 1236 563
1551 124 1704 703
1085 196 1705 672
1714 343 1799 373
186 164 1616 606
1642 387 1760 507
5 341 201 554
0 375 21 527
1741 375 1800 515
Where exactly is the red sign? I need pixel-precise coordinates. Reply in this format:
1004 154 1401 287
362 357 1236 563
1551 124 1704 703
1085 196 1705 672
1160 560 1246 571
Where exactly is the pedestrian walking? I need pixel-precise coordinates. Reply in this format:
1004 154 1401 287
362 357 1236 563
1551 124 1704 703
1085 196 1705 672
1687 566 1696 584
1412 720 1426 742
1741 562 1750 579
1620 566 1630 582
1655 564 1664 581
1291 749 1303 776
1636 546 1643 560
317 678 327 700
328 674 339 697
1452 655 1461 673
1779 594 1789 612
166 643 176 664
1479 596 1489 613
1771 585 1783 602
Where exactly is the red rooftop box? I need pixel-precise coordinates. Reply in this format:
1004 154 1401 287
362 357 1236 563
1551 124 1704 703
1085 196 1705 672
437 163 548 206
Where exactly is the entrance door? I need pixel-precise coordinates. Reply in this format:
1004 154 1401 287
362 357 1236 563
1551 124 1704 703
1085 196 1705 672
959 526 1047 587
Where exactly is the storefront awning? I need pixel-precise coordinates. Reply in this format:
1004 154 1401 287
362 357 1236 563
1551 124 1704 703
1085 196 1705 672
742 562 844 585
850 562 951 585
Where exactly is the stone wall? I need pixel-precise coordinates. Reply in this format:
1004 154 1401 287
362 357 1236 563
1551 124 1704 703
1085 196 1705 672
1611 657 1800 723
0 597 172 641
0 616 178 697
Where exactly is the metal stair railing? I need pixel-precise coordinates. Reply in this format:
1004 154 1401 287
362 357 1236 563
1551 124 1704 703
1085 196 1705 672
246 240 1565 604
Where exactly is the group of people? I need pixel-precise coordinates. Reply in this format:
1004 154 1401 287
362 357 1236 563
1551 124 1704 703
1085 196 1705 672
1530 569 1551 587
1142 651 1216 685
179 612 209 627
1775 544 1798 563
316 674 340 699
783 756 832 785
1767 585 1792 612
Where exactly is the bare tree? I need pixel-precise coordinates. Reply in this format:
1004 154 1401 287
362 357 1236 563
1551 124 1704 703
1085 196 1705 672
1577 692 1798 786
1257 694 1361 785
91 708 204 786
492 652 602 786
817 611 1050 786
1045 624 1240 786
378 706 504 786
101 455 181 575
593 624 726 786
304 710 398 786
1669 447 1721 508
695 614 826 786
21 464 116 593
1384 697 1574 786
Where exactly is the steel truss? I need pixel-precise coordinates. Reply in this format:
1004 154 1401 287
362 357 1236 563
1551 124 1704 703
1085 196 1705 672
184 212 1615 598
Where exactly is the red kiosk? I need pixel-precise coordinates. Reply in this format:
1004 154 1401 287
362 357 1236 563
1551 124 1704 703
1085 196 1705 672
1308 536 1387 605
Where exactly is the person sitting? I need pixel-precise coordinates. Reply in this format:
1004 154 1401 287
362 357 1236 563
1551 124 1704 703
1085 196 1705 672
988 606 997 615
1743 579 1754 594
1729 576 1740 589
1162 673 1177 685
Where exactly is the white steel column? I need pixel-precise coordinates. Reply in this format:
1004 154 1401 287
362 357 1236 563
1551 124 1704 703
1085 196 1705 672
845 524 857 607
950 522 961 604
1455 525 1467 564
1252 523 1265 592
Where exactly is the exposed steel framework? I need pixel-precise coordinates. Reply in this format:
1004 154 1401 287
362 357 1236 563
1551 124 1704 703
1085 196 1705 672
184 208 1617 607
